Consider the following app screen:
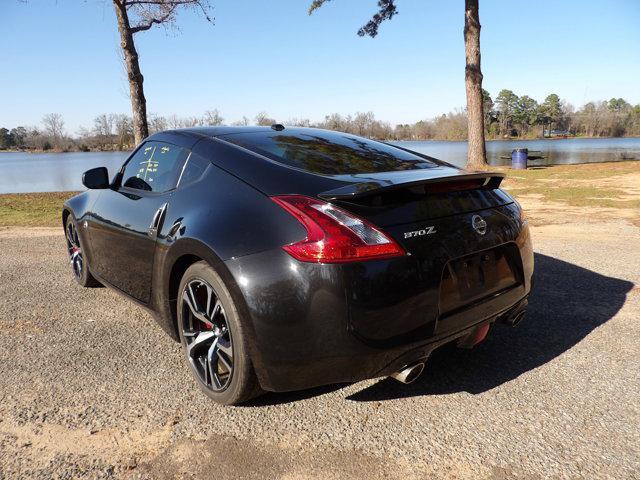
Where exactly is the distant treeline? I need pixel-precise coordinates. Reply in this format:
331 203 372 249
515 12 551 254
2 92 639 152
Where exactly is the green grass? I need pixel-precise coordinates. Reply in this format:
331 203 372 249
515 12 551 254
0 192 77 227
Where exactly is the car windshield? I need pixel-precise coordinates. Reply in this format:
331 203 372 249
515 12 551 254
217 130 440 175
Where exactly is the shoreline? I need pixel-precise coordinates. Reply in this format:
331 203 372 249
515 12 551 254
396 135 640 144
0 148 131 154
2 135 640 154
1 161 639 228
0 159 639 196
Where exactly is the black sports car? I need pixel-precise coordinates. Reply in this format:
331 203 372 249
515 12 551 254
63 126 533 405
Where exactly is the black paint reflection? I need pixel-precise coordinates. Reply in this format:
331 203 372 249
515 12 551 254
220 130 439 175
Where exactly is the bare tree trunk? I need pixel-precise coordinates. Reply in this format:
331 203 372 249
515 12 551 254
113 1 149 144
464 0 487 169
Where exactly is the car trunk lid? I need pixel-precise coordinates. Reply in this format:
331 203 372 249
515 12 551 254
329 169 525 342
322 167 511 228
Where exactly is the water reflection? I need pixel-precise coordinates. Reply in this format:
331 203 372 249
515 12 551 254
221 131 439 175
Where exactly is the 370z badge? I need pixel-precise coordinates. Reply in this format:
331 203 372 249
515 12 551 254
404 226 437 239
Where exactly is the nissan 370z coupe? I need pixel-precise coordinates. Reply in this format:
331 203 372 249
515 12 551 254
63 126 533 405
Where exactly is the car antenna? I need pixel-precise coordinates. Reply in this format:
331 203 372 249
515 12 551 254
271 124 285 131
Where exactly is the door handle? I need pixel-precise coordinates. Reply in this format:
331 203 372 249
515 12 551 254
148 203 168 237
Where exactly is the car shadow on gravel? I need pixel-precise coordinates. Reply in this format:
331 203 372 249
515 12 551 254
346 252 634 402
244 383 348 407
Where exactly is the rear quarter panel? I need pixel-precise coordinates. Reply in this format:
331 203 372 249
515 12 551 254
150 162 307 343
158 162 306 261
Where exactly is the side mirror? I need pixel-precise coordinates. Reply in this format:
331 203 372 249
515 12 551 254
82 167 110 189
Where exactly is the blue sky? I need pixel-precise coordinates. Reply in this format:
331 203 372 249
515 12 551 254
1 0 639 133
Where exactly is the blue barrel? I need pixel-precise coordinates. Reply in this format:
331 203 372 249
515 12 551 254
511 148 528 169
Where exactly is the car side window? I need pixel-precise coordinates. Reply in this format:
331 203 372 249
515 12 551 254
178 152 211 188
121 141 188 192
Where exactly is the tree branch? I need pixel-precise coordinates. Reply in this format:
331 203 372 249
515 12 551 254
126 0 203 6
308 0 397 37
127 0 212 34
130 7 175 33
308 0 332 15
357 0 397 37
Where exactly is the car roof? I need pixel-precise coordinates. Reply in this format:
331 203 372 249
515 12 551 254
147 125 468 200
172 125 324 138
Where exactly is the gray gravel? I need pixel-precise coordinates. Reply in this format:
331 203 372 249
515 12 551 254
0 222 638 479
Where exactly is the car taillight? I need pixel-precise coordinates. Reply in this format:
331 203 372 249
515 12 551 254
271 195 405 263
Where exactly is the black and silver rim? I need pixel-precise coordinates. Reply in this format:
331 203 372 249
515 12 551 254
181 279 234 392
66 221 83 279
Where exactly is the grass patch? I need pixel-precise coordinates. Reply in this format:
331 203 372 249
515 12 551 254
495 160 640 181
0 192 77 227
508 185 640 209
498 161 640 210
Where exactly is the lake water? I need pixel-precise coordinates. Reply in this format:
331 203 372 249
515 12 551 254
0 151 130 194
397 137 640 168
0 137 638 193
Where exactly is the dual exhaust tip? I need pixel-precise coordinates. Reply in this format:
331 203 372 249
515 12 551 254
390 362 425 384
390 307 527 385
502 309 526 327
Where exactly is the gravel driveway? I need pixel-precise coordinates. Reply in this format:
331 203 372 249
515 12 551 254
0 221 638 479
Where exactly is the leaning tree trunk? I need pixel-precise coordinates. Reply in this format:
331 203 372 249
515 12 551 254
463 0 487 169
113 1 149 145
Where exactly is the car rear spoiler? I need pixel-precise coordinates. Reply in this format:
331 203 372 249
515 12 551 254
318 171 505 201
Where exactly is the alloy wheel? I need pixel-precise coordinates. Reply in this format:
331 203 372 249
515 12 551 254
181 279 234 391
66 221 83 279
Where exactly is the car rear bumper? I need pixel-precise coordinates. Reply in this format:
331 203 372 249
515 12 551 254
224 221 534 392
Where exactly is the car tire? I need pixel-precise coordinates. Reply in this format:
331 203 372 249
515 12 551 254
65 215 101 288
177 261 261 405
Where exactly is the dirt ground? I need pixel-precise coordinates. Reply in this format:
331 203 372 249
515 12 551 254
1 166 639 479
499 162 640 227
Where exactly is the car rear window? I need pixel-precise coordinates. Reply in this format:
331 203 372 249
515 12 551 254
217 130 439 175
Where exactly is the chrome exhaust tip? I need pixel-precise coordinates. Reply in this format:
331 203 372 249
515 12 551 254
390 362 425 384
504 310 526 327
